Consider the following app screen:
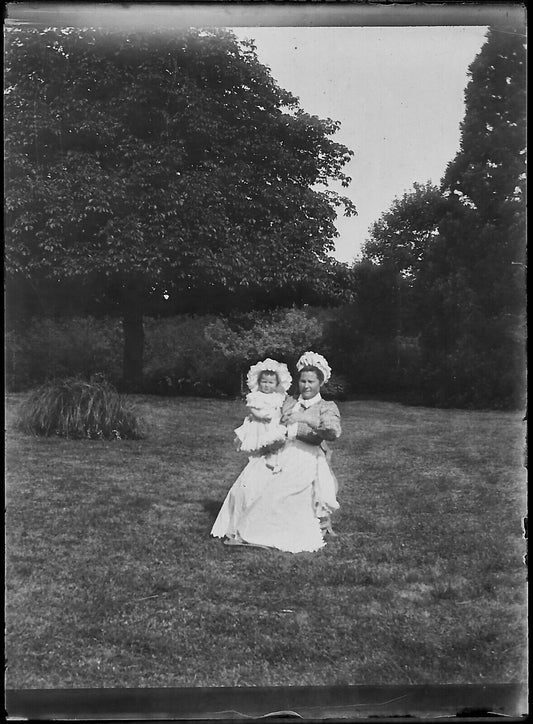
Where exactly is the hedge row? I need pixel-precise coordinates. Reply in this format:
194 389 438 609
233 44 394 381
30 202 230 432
5 308 524 409
6 309 352 398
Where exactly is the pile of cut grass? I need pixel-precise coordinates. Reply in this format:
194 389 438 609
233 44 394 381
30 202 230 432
17 378 143 440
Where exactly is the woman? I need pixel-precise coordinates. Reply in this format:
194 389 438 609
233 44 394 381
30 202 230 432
211 352 341 553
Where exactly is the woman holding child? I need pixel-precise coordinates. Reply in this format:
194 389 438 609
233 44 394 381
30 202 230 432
211 352 341 553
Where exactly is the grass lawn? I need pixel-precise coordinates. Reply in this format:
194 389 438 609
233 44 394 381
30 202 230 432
5 394 527 688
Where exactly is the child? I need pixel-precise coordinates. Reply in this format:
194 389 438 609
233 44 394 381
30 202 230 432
234 358 292 473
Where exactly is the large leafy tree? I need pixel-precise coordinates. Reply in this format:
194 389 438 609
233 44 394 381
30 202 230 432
417 26 526 407
362 182 447 279
361 182 449 338
5 26 355 389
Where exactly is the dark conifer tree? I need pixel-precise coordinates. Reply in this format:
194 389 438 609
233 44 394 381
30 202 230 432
416 26 526 408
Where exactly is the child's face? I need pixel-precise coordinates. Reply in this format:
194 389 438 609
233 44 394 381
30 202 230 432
259 374 278 394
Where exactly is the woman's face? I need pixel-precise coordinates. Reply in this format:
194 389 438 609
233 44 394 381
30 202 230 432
299 370 321 400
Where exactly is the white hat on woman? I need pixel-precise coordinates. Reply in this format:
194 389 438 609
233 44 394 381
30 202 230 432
296 351 331 384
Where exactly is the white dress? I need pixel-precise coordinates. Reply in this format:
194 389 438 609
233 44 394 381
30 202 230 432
234 391 287 453
211 396 341 553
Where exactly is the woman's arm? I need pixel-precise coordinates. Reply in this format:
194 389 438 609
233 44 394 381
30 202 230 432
280 396 297 424
316 402 341 441
294 402 341 443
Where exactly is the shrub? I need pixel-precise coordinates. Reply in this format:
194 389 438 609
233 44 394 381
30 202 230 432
143 315 218 374
328 336 398 396
418 313 526 410
203 307 325 395
321 373 351 401
5 317 123 391
7 309 328 397
17 377 144 440
144 308 327 397
142 366 219 398
143 314 232 396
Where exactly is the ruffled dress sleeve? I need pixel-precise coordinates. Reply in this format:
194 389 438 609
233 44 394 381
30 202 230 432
295 401 341 445
316 401 341 441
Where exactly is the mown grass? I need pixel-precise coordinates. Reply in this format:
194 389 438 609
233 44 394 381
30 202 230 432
5 394 527 688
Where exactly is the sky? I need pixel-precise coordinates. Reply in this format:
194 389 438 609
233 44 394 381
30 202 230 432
232 26 489 263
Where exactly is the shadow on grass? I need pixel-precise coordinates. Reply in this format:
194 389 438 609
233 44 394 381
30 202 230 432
201 498 224 525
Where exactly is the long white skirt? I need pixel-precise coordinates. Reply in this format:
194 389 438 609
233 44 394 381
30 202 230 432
211 439 339 553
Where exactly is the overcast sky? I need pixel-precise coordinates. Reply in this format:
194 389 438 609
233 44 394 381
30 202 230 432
232 26 489 263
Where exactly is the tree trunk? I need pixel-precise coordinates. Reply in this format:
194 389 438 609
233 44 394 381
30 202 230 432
122 304 144 392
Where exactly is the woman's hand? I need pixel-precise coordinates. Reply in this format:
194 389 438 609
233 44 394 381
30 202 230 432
281 409 298 424
283 409 311 426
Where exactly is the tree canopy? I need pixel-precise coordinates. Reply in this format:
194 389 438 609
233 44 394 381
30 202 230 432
5 26 356 387
362 182 448 279
353 26 526 408
428 25 527 317
418 27 526 407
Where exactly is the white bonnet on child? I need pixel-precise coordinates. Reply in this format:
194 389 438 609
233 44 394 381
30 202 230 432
246 359 292 393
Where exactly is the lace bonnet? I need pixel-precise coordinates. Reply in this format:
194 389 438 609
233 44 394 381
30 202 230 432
296 351 332 384
246 358 292 393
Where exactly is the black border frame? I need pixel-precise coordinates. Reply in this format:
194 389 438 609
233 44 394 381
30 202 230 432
4 2 527 720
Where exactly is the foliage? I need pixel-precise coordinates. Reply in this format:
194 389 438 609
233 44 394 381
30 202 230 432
416 26 526 409
362 182 448 279
5 395 526 687
319 373 351 401
320 264 405 395
17 377 144 439
4 26 356 388
143 314 218 374
442 27 526 217
350 260 401 338
420 320 526 410
349 27 526 409
6 309 329 397
144 307 327 397
334 337 398 396
5 316 123 391
324 322 423 401
360 183 449 343
142 314 226 397
205 307 324 373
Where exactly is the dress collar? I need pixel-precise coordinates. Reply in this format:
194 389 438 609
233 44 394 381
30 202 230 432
297 392 322 409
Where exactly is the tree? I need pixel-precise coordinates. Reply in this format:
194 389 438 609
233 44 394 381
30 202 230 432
319 260 402 395
362 182 447 279
5 27 356 389
416 26 526 407
361 182 448 338
353 26 526 408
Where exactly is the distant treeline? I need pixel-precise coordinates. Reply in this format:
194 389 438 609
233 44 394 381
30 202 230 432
5 304 524 410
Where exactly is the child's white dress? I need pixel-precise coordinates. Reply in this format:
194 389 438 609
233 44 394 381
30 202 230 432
234 391 287 453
